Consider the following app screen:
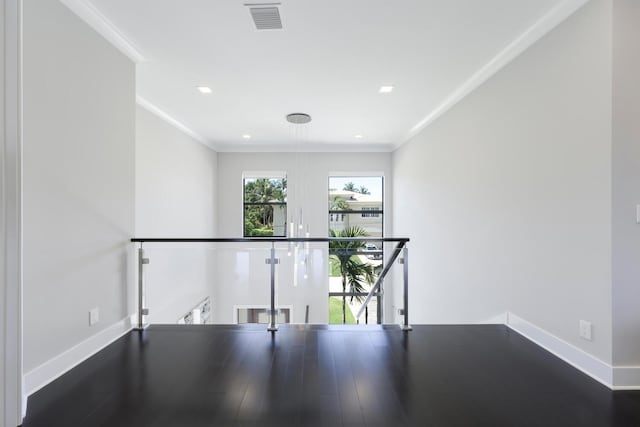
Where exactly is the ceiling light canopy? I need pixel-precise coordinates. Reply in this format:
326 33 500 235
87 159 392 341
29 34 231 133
379 85 395 93
242 134 251 139
354 134 363 139
196 86 212 94
286 113 312 124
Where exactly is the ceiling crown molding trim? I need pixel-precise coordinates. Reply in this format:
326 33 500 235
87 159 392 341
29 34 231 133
59 0 147 63
399 0 590 149
214 142 395 153
136 96 217 151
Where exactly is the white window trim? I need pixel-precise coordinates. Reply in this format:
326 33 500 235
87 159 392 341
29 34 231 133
242 170 287 180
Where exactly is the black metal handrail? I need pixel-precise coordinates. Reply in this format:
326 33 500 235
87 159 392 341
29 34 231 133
131 237 409 243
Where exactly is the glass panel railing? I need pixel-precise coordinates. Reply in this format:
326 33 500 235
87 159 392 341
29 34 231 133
215 242 273 325
273 241 328 324
133 237 410 331
137 242 273 327
139 242 217 325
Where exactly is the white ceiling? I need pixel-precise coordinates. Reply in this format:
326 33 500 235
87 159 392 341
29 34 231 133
62 0 588 151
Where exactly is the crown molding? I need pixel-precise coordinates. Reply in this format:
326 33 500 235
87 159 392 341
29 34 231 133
397 0 591 149
136 96 217 151
59 0 147 63
214 142 395 153
138 95 392 153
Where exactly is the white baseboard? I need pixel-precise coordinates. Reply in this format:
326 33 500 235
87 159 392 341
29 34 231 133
479 312 509 324
612 366 640 389
24 316 133 396
505 312 614 388
22 392 28 418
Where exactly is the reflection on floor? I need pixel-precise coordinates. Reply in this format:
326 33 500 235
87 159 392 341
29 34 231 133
22 324 640 427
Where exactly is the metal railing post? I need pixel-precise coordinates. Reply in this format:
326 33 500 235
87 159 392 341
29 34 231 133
137 243 150 330
402 246 412 331
268 242 278 332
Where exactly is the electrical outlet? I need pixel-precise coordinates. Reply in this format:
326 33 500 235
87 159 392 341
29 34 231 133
89 307 99 326
579 320 592 341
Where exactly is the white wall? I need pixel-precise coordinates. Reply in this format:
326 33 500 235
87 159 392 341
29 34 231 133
136 106 217 238
22 0 135 379
393 0 613 363
612 0 640 368
216 152 392 324
135 105 218 323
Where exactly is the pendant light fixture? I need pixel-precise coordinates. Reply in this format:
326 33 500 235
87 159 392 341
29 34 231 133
286 113 312 282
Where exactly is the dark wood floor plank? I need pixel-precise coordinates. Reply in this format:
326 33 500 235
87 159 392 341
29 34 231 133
21 324 640 427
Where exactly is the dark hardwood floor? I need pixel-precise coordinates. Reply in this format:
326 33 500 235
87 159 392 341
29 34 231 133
21 324 640 427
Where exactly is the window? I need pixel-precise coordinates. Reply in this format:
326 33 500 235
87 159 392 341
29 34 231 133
328 176 384 325
328 176 383 238
243 175 287 237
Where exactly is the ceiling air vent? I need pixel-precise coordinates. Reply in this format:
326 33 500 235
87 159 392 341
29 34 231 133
245 3 282 30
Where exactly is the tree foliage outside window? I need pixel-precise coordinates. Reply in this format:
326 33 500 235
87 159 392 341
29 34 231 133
342 181 371 195
330 196 349 211
243 177 287 237
329 226 375 324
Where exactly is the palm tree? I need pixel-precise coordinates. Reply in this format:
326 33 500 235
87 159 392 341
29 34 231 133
330 196 349 211
341 182 370 195
244 178 286 234
342 182 357 192
253 179 276 226
329 226 375 324
358 185 371 195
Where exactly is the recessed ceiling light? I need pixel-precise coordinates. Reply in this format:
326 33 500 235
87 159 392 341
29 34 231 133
379 85 395 93
354 134 363 139
196 86 212 94
242 134 251 139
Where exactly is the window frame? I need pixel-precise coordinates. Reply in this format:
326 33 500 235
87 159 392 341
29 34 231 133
327 175 385 324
